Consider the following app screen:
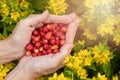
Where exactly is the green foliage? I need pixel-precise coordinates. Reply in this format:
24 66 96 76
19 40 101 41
102 63 111 78
27 0 48 13
0 0 33 40
0 0 120 80
64 67 80 80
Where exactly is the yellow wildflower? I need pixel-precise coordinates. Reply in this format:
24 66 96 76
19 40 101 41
92 73 108 80
0 65 4 71
84 0 115 21
48 72 69 80
58 73 69 80
65 49 92 72
76 50 93 66
78 49 90 57
64 56 70 63
84 29 97 40
78 40 85 46
97 16 116 37
97 73 108 80
78 50 91 58
64 55 75 68
0 1 9 17
84 56 92 66
0 63 15 80
84 0 99 9
21 11 28 17
99 50 112 64
113 34 120 46
92 77 96 80
92 46 113 64
66 62 73 68
65 53 84 69
112 75 119 80
48 72 58 80
72 57 83 69
77 67 87 79
19 0 29 8
46 0 68 15
11 11 20 21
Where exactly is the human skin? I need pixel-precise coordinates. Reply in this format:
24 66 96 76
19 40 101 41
0 11 49 64
0 11 77 64
0 11 79 80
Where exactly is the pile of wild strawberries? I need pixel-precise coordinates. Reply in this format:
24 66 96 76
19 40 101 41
25 23 67 57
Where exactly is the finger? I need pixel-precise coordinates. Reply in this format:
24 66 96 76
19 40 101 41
57 62 65 69
35 23 44 28
33 53 54 60
47 62 65 74
19 56 32 63
32 54 54 70
49 18 80 66
51 44 73 65
23 10 49 27
44 13 77 24
66 19 80 44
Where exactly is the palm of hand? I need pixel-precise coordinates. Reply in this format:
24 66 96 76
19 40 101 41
6 11 80 80
18 17 80 77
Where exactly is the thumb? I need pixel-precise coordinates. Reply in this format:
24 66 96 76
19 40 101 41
51 44 74 64
23 10 49 28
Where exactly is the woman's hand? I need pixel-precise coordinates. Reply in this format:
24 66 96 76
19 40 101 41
0 11 49 64
5 13 80 80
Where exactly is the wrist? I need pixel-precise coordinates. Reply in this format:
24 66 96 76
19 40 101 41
0 38 22 64
5 63 36 80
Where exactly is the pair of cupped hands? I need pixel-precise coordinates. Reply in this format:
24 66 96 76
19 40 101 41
1 11 79 80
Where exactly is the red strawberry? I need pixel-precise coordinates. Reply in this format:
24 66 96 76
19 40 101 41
33 30 39 36
51 45 59 50
35 42 41 48
44 44 50 50
55 37 60 45
40 32 45 37
32 53 37 57
25 51 31 56
60 35 65 40
42 39 48 44
42 50 47 55
34 49 39 53
45 32 52 40
33 36 40 42
37 52 41 56
53 49 59 54
25 23 67 57
61 27 67 32
39 47 44 51
60 40 65 45
50 39 56 45
47 49 52 53
25 43 33 51
43 27 48 32
47 24 55 31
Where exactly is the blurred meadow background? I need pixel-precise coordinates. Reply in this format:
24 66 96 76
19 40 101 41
0 0 120 80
